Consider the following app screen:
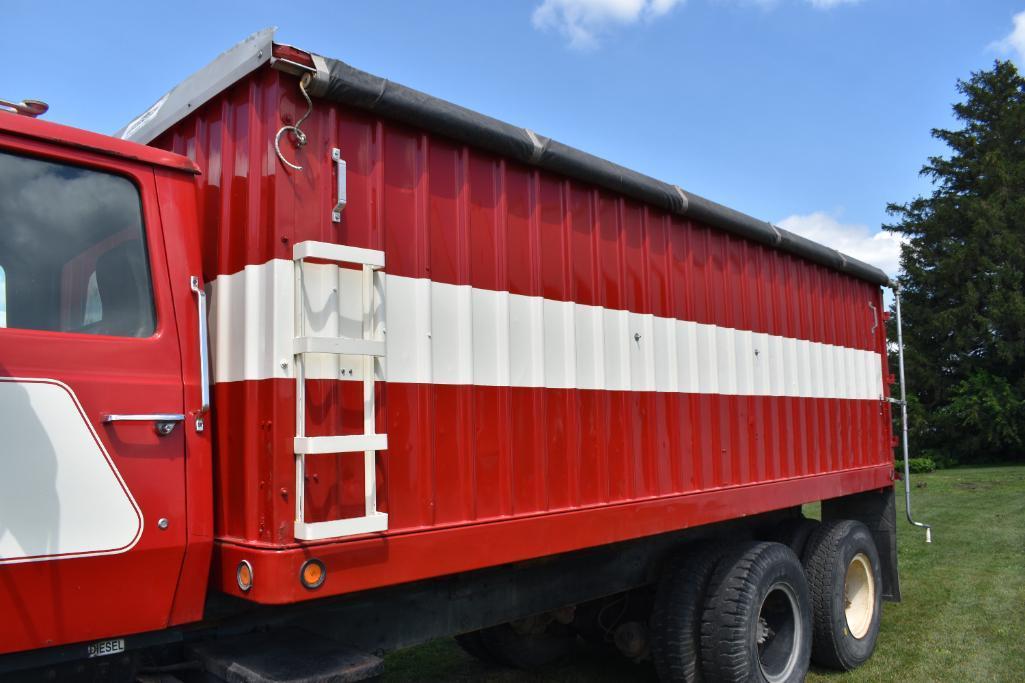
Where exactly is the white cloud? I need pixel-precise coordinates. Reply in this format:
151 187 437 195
992 10 1025 63
533 0 864 48
532 0 685 50
777 211 904 277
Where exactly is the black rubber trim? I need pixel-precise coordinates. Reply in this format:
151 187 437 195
312 57 890 287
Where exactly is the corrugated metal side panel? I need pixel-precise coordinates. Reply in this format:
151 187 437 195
154 68 294 283
157 69 288 544
154 67 893 548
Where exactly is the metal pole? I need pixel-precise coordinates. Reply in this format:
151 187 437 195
891 284 933 543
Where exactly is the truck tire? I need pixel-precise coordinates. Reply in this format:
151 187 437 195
650 543 726 682
766 517 820 559
802 520 883 670
700 542 811 683
478 619 575 670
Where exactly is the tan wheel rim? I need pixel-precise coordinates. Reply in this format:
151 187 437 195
844 553 875 639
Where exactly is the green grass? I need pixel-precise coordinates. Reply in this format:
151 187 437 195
382 465 1025 682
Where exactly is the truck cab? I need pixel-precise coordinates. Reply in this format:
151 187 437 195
0 111 212 656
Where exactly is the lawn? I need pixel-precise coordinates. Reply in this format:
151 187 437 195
382 465 1025 682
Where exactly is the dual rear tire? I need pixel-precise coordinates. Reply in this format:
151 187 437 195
699 542 812 683
651 543 725 682
652 541 812 682
803 519 884 671
652 519 883 682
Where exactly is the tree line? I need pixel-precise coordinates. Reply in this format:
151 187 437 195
886 60 1025 466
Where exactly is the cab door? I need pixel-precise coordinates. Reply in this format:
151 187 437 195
0 139 189 654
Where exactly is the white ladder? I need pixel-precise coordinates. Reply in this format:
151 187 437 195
292 240 388 540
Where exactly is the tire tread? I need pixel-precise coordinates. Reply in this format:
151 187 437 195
651 543 726 682
700 542 811 682
803 518 882 671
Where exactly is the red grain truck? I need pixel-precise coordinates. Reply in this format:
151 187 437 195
0 29 929 683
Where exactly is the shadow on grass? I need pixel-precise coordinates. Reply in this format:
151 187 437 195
383 466 1025 683
383 639 656 682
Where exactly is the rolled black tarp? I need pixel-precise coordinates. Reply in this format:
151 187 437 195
311 57 889 287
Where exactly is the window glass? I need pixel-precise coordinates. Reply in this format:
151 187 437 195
83 271 102 325
0 150 155 337
0 265 6 328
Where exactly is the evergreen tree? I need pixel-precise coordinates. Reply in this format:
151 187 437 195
886 60 1025 464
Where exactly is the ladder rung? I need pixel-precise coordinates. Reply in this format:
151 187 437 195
293 241 385 269
295 513 388 540
295 434 388 454
294 336 385 357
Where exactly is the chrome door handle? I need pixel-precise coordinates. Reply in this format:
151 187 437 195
190 276 211 415
102 413 186 436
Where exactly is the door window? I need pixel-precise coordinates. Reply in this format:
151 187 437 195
0 265 6 327
0 150 155 337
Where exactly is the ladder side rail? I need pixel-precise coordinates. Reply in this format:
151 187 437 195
294 257 308 530
362 263 377 518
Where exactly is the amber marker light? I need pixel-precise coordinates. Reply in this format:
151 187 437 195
300 559 326 589
236 560 254 592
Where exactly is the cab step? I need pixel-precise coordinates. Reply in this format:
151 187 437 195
185 628 383 683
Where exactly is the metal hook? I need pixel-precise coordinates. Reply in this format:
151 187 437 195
0 97 48 117
274 73 314 171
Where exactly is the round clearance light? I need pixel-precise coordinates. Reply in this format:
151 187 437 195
300 559 326 590
236 560 254 593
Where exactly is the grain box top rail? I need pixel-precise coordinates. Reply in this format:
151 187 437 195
117 28 891 287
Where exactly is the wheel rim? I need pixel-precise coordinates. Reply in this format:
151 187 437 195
844 552 876 639
756 582 802 683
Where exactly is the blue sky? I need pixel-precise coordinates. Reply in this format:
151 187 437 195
4 1 1025 279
